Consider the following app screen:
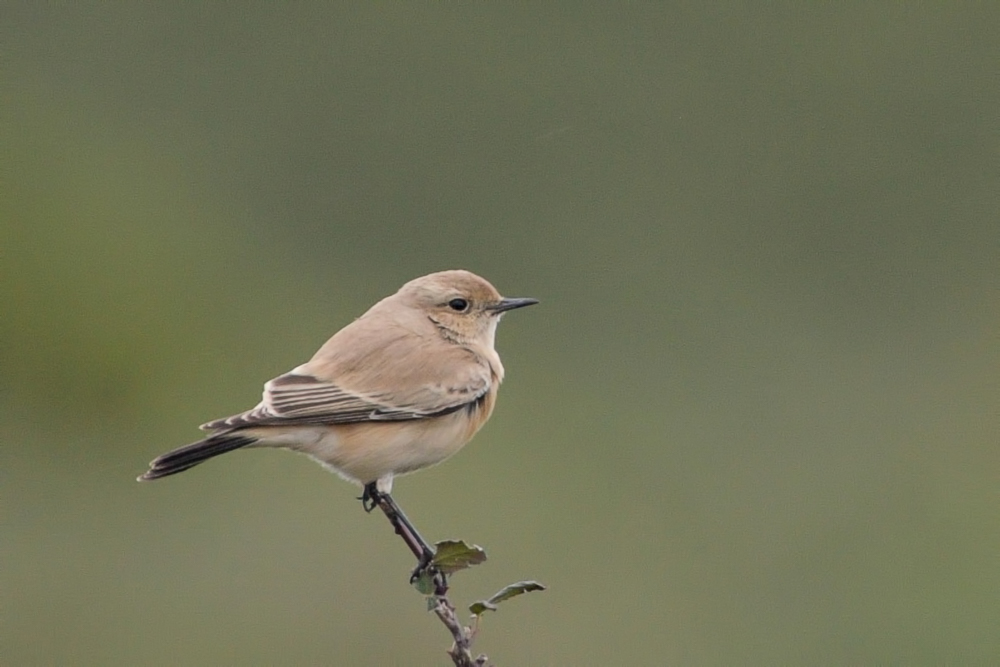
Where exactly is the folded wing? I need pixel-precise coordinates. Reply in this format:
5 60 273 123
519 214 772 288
201 364 491 432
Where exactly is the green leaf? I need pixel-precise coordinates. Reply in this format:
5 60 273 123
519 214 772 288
412 570 436 595
469 600 497 615
431 540 487 575
469 580 547 616
488 580 546 604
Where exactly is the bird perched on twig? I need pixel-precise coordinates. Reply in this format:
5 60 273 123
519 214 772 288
138 270 537 508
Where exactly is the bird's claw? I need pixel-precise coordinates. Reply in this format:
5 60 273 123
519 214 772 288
358 482 380 513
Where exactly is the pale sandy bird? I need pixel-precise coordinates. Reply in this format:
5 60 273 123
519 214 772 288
138 270 537 508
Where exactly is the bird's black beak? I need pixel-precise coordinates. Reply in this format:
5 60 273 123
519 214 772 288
491 297 539 313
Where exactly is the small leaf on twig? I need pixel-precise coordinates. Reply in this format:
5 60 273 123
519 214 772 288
431 540 488 574
468 600 496 616
412 570 436 595
469 580 547 616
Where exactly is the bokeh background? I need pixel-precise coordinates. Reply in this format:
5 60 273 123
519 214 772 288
3 4 998 665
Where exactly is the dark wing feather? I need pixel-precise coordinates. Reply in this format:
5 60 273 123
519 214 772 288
201 369 490 432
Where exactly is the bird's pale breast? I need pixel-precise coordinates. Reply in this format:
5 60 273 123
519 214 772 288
248 384 498 485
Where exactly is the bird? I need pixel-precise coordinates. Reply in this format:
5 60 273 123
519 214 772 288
138 270 537 508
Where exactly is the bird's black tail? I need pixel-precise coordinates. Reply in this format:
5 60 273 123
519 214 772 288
138 432 256 481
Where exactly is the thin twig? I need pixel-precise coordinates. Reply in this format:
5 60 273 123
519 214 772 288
370 490 490 666
372 490 435 564
431 593 489 666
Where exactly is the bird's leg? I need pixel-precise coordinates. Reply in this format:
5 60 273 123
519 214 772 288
363 485 443 585
359 481 379 513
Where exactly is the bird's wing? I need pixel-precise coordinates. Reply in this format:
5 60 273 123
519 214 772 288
200 350 493 432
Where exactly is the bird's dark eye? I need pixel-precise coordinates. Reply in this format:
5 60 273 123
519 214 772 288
448 298 469 312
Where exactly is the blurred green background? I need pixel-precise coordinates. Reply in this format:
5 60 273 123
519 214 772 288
3 4 998 665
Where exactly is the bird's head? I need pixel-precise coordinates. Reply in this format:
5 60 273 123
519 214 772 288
395 270 538 348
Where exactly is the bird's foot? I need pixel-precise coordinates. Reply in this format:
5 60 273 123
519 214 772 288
358 481 380 513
